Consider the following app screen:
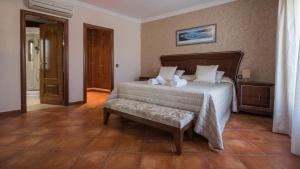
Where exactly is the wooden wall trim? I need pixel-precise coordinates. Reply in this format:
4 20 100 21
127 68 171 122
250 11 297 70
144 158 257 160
68 101 85 105
20 10 69 113
83 23 114 103
20 10 26 113
0 110 22 118
64 18 69 106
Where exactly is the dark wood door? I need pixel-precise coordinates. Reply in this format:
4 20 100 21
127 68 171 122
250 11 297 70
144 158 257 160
87 30 101 88
101 31 113 90
87 29 112 90
39 23 64 104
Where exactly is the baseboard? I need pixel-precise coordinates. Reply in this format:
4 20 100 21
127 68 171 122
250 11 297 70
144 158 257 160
69 100 85 105
87 88 111 93
0 110 22 117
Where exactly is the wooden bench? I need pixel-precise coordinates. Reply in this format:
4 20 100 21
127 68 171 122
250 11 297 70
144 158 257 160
103 98 195 155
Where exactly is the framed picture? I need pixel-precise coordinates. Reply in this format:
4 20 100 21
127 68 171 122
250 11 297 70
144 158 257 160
176 24 216 46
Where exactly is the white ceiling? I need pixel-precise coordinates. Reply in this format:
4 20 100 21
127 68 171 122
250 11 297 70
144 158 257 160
76 0 235 22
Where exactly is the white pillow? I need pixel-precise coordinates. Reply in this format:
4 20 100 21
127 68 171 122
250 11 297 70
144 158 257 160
181 75 196 81
216 71 225 83
158 66 177 81
194 65 219 83
175 70 185 77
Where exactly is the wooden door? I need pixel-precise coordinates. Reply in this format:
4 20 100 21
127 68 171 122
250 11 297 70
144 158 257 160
86 29 112 90
39 23 64 104
87 30 100 88
101 31 112 90
92 30 102 88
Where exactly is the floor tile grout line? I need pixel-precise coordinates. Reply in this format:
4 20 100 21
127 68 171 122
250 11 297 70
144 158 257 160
67 136 96 169
101 146 118 169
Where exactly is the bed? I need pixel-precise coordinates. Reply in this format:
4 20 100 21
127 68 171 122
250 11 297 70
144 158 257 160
110 51 243 150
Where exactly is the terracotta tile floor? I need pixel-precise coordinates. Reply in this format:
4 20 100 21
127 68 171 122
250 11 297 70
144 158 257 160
0 91 299 169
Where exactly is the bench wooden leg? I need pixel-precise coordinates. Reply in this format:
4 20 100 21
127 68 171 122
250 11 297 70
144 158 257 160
103 111 110 125
173 130 183 155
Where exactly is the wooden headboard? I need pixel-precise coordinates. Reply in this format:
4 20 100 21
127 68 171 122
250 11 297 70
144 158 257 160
160 51 244 82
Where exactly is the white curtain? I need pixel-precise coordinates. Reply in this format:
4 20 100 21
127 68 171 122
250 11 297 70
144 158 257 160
274 0 300 156
292 43 300 155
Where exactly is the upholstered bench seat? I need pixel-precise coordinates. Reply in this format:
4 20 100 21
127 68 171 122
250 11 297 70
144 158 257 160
103 98 195 155
104 98 194 128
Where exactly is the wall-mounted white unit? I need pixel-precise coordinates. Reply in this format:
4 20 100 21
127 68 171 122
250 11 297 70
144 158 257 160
26 0 73 18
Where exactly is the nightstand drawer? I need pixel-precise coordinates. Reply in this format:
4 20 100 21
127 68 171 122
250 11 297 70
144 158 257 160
241 85 270 108
237 81 274 116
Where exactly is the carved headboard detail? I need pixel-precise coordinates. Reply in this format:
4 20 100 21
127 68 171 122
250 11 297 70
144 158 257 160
160 51 244 82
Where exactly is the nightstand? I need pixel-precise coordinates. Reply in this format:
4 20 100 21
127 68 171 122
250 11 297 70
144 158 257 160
237 81 274 116
139 76 155 81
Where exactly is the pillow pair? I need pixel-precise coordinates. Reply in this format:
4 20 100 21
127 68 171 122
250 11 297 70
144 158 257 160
158 67 185 81
159 65 224 84
194 65 224 83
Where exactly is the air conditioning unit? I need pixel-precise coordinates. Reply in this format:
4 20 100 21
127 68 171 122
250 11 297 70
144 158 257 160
26 0 73 18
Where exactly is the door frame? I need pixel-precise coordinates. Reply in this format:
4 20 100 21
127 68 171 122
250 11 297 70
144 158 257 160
83 23 114 103
20 10 69 113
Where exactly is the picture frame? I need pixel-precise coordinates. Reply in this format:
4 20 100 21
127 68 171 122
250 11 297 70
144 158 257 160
176 24 217 46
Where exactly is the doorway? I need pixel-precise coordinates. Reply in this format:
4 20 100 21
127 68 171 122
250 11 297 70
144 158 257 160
83 23 114 103
20 10 69 112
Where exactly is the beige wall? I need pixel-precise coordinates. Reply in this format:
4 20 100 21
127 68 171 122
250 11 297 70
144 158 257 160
141 0 278 82
0 0 141 112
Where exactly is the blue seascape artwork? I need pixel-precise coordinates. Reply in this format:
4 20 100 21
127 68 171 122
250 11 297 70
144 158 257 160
176 24 216 46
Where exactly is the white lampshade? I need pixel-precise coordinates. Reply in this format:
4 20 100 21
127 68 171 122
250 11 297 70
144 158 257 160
242 69 251 79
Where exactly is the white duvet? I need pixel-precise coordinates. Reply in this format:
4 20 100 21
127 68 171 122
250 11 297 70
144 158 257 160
109 79 237 150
